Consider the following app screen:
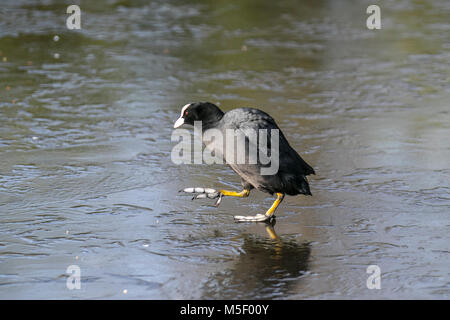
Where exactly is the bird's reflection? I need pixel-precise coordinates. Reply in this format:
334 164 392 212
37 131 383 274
202 220 311 299
264 219 279 240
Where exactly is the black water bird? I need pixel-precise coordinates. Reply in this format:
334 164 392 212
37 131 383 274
174 102 315 222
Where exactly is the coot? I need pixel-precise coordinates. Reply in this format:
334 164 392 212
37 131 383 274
174 102 315 222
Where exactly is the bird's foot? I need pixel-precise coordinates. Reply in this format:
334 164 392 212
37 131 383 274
234 193 283 223
179 187 224 206
233 214 274 223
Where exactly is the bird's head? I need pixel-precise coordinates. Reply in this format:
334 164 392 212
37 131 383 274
174 102 224 128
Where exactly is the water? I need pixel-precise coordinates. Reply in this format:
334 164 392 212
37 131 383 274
0 0 449 299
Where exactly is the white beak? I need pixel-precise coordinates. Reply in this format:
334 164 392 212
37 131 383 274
173 117 185 128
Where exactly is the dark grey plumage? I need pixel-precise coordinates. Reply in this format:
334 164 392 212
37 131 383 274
219 108 314 196
176 102 315 197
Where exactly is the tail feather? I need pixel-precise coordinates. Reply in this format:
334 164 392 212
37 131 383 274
298 175 312 196
282 174 312 196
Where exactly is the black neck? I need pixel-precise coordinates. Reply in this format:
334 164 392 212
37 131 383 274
202 108 224 130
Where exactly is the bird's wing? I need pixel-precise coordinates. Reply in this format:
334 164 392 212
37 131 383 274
222 108 280 157
220 109 283 188
222 108 315 179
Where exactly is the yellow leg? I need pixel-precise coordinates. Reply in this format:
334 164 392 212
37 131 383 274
219 189 250 197
234 192 285 222
264 193 285 218
182 187 250 207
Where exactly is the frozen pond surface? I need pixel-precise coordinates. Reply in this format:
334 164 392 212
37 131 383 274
0 0 449 299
